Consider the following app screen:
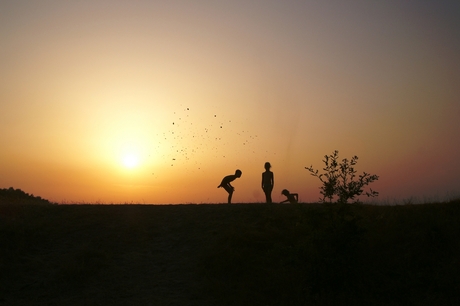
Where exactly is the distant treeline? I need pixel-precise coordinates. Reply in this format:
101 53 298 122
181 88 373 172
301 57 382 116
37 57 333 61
0 187 53 204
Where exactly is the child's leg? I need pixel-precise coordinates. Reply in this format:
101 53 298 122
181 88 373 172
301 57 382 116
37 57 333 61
223 185 233 204
264 187 273 203
265 191 269 203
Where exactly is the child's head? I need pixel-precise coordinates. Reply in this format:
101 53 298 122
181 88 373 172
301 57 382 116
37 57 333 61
235 169 242 177
281 189 290 196
264 162 271 170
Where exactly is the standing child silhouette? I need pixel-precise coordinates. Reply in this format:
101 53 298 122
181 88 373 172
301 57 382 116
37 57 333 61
218 169 242 204
261 162 274 203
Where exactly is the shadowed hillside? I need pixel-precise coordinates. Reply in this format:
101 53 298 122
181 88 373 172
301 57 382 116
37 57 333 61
0 187 54 205
1 200 459 305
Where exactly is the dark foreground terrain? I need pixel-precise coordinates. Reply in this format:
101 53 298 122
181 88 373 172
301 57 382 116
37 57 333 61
1 199 459 305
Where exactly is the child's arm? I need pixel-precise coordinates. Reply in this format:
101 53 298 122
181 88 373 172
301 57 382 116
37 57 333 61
293 193 299 202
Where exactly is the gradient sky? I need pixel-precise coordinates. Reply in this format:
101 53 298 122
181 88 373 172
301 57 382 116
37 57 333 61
1 0 459 204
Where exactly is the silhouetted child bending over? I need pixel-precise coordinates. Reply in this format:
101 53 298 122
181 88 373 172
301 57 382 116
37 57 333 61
261 162 274 203
218 169 242 204
280 189 298 204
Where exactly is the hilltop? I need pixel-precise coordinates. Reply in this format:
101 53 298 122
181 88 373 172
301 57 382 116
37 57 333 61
1 200 459 305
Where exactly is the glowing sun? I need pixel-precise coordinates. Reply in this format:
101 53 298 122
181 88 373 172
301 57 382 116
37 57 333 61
122 154 140 169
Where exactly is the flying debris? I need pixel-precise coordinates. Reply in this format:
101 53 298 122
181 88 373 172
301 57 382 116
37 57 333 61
152 107 263 169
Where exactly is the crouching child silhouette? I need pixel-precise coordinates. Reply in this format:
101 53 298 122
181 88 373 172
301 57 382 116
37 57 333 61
280 189 298 204
218 169 242 204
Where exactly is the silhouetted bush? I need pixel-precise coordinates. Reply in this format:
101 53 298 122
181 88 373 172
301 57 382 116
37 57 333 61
306 150 379 203
0 187 53 205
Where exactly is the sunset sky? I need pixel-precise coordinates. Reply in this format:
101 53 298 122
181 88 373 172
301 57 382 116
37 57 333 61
1 0 459 204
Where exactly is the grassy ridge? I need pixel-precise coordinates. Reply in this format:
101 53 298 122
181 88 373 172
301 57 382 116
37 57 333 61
203 202 460 305
1 200 459 305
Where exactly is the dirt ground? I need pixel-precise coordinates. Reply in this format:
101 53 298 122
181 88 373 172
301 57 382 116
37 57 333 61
3 201 460 305
2 204 235 306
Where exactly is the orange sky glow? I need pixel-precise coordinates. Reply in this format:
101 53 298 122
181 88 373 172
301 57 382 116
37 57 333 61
1 1 459 204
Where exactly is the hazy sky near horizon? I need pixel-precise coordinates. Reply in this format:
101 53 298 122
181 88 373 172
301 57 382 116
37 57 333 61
1 0 459 204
